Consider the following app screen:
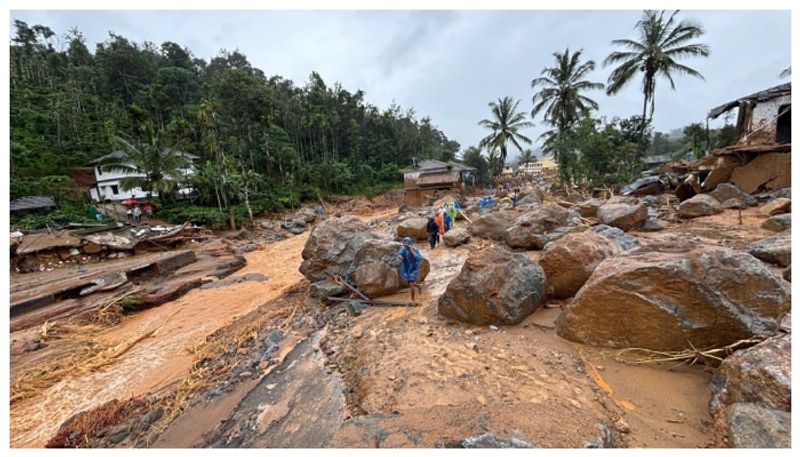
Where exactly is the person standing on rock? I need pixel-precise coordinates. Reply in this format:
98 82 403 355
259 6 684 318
443 209 452 232
398 237 424 303
426 216 439 249
448 202 457 229
435 210 445 242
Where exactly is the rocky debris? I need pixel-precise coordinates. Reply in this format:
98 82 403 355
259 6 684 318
641 195 657 207
352 238 430 291
539 232 622 298
583 423 616 448
761 197 790 216
761 214 791 232
588 225 639 251
678 194 724 219
620 175 663 196
440 432 533 448
505 204 577 249
557 247 791 350
293 207 318 224
766 188 791 201
576 198 603 217
442 228 470 247
281 219 307 235
396 218 429 241
729 152 791 194
468 210 520 241
438 246 547 325
639 216 666 232
709 183 757 206
747 232 791 267
310 280 346 299
199 272 268 290
675 173 702 201
516 192 541 206
715 403 790 448
721 198 746 210
299 216 380 283
596 203 647 231
709 334 790 415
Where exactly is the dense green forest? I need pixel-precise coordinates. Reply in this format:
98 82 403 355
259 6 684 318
10 20 459 227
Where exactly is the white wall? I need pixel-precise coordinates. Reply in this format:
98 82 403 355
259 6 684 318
750 95 791 131
90 162 196 202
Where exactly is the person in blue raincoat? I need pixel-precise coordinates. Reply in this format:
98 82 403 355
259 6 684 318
397 237 424 303
442 209 452 232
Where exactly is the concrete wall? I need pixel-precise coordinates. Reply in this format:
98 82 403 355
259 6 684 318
91 163 196 202
743 95 791 145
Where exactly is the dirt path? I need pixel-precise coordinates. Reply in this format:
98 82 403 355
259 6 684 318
10 233 309 448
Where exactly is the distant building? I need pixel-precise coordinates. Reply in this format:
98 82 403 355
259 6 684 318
89 150 199 202
707 82 791 146
10 195 56 213
400 159 477 207
643 154 671 172
501 165 515 175
520 156 559 177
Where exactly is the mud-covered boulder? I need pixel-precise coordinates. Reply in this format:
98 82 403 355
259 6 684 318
747 232 791 267
556 247 791 350
762 214 791 232
597 203 647 231
396 218 429 241
309 280 346 299
354 261 400 297
715 403 790 448
576 198 603 217
468 210 519 241
504 204 576 249
299 216 380 282
588 224 639 251
678 194 723 219
281 218 307 230
709 183 757 207
761 198 791 216
443 228 470 247
540 232 622 298
294 207 318 224
353 238 430 294
438 246 547 325
709 334 790 416
721 198 746 210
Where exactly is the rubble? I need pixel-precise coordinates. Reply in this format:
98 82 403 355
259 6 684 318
708 183 757 207
678 194 723 219
729 153 791 194
504 204 579 249
557 247 790 350
761 197 790 216
467 210 520 241
587 224 639 251
596 203 647 231
442 228 470 247
761 214 791 232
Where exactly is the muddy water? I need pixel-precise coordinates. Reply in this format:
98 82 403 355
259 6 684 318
10 233 309 448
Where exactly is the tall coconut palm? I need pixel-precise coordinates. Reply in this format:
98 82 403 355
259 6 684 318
780 67 791 78
518 148 535 166
101 122 191 201
604 10 710 147
531 48 604 135
479 96 533 168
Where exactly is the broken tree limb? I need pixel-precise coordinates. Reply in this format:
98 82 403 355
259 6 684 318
330 274 371 301
457 209 473 224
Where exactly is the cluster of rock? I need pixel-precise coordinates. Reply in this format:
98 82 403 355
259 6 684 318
260 207 319 236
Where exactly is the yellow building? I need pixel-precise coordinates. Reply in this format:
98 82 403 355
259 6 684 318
519 157 558 177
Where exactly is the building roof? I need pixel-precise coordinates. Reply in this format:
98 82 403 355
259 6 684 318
416 173 460 186
91 149 200 164
400 159 477 173
708 83 791 119
10 195 56 212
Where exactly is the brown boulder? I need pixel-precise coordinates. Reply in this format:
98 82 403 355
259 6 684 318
576 198 603 217
747 232 791 267
539 232 622 298
353 238 430 292
678 194 723 219
505 204 576 249
468 210 520 241
596 203 647 231
443 228 470 247
396 218 429 241
714 403 791 448
355 261 400 297
556 247 790 350
761 197 790 216
438 246 547 325
761 214 791 232
299 216 380 282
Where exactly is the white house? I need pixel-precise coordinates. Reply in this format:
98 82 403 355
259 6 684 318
89 150 199 202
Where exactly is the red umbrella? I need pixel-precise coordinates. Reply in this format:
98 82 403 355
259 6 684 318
121 198 139 205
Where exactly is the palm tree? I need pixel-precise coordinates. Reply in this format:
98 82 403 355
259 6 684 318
780 67 791 78
101 122 191 201
604 10 710 148
478 96 533 168
531 48 604 135
518 148 535 166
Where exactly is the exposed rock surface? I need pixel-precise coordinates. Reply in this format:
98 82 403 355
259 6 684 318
715 403 790 448
438 246 547 325
299 216 380 282
576 198 603 217
396 218 430 241
596 203 647 231
539 232 622 298
352 238 430 294
468 210 520 241
588 224 639 251
761 214 791 232
442 228 470 247
517 192 541 206
354 261 400 297
747 232 791 267
761 197 791 216
709 183 757 206
557 247 791 350
721 198 746 210
505 204 576 249
678 194 723 219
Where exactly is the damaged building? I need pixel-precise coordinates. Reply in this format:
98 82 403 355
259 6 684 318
708 82 791 146
400 159 477 207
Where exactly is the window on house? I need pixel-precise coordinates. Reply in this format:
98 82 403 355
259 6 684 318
111 185 119 195
776 104 791 143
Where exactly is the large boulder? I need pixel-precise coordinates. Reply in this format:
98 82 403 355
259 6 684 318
539 232 622 298
468 210 520 241
588 224 639 251
396 218 429 241
517 192 541 206
354 261 400 297
596 203 647 231
438 246 547 325
576 198 603 217
761 214 791 232
678 194 723 219
747 232 791 267
504 204 576 249
299 216 380 282
709 334 790 416
715 403 791 448
761 198 791 216
294 207 318 224
353 238 430 294
556 247 791 350
443 228 470 247
709 183 757 207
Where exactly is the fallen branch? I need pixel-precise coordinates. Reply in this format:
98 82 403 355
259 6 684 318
602 338 764 367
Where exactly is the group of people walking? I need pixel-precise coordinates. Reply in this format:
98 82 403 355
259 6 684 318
426 201 461 249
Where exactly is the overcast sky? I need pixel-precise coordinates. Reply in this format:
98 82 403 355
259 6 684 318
9 10 792 158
